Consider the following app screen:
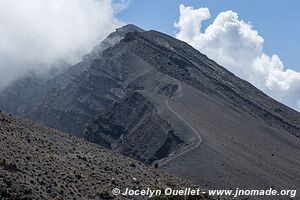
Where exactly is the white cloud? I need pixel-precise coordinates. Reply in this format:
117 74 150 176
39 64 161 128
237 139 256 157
174 4 300 111
0 0 124 89
174 5 210 42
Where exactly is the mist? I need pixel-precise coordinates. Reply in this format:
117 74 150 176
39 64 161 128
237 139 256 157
0 0 123 89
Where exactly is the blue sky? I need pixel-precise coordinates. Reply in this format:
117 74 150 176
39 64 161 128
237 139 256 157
118 0 300 72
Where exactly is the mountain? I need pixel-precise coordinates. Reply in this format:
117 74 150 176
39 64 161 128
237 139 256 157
0 24 299 191
1 111 209 200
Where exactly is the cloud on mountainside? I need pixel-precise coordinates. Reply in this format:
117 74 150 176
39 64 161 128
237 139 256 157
0 0 124 89
175 4 300 111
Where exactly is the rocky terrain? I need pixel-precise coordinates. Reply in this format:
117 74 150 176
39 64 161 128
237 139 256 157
0 24 299 193
0 111 221 200
84 92 185 164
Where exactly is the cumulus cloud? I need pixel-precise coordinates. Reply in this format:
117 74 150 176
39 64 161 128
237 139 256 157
0 0 124 89
174 4 300 111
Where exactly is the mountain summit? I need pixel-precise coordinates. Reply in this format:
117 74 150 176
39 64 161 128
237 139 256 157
0 24 299 190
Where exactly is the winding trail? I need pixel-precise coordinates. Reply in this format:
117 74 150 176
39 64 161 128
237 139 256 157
159 96 202 167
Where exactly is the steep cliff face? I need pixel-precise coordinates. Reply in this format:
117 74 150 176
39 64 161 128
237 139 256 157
84 92 184 164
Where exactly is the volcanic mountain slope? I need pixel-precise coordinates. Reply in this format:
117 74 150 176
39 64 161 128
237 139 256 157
103 30 300 189
0 25 145 137
0 111 210 200
0 24 300 191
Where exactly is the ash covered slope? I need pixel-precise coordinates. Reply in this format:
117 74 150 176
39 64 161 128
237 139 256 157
83 28 300 190
114 30 300 190
0 111 194 200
